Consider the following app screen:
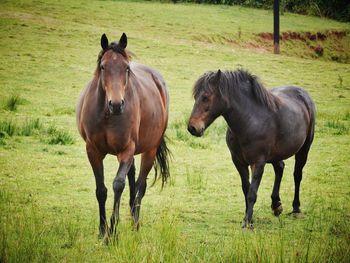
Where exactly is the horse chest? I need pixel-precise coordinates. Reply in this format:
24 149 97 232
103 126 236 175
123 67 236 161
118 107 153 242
85 121 132 155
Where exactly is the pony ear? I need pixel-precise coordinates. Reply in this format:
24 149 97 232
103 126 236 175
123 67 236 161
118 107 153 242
101 34 109 50
211 69 221 84
119 33 127 49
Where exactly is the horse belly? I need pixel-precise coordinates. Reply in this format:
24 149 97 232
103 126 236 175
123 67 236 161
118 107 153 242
270 111 309 161
136 105 166 154
136 120 164 154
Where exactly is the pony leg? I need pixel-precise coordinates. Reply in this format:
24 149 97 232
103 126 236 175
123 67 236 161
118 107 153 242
246 161 265 228
271 160 285 216
109 145 135 235
292 144 311 214
232 158 250 226
132 149 157 230
127 159 136 214
86 145 107 238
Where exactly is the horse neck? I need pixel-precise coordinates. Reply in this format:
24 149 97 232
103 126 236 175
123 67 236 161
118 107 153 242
222 92 266 135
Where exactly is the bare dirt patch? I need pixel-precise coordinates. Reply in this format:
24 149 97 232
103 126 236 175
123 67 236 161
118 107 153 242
257 30 347 42
256 30 349 63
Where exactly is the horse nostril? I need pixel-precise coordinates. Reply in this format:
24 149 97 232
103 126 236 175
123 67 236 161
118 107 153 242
188 125 196 135
108 100 124 115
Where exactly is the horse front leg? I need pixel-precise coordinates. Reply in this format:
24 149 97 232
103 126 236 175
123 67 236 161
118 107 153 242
86 145 107 238
232 158 250 228
246 161 265 229
127 159 136 215
109 145 135 236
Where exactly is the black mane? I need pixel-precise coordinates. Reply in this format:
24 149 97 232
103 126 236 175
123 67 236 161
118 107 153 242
193 69 279 111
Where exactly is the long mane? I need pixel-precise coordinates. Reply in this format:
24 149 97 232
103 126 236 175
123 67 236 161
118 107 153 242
193 69 279 112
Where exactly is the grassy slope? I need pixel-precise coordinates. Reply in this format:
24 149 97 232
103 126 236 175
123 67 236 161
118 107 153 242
0 0 349 262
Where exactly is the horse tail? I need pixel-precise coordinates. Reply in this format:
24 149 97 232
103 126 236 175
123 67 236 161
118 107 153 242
153 135 171 187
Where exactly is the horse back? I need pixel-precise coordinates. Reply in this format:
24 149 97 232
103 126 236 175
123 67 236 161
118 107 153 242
131 62 169 120
226 85 315 164
130 63 169 153
271 85 315 130
271 85 315 154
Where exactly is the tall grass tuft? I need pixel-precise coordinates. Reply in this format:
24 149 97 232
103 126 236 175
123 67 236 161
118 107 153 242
0 190 86 263
47 126 75 145
343 111 350 121
0 120 17 137
4 94 23 111
106 209 184 262
324 120 348 135
0 118 42 141
186 166 207 192
20 118 41 136
0 119 75 146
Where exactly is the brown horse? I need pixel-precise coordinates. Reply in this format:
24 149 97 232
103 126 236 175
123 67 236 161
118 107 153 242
76 33 170 238
188 69 315 228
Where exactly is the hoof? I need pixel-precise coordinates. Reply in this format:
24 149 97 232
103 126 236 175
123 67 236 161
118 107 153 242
272 202 283 217
104 232 119 246
242 223 254 231
132 222 140 231
98 225 109 240
288 209 303 218
241 218 254 230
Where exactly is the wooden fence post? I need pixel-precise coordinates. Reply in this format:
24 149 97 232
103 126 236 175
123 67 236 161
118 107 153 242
274 0 280 54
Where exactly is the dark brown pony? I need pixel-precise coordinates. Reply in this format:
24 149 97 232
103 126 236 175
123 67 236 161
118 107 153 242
76 33 170 237
188 69 315 228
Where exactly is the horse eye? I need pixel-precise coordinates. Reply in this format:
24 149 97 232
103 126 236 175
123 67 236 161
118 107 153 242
100 65 105 70
202 96 209 103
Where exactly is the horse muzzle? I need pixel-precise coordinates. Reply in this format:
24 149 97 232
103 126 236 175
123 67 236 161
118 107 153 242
187 124 204 137
108 99 125 115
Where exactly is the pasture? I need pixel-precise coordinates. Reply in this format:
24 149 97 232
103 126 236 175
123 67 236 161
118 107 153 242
0 0 349 262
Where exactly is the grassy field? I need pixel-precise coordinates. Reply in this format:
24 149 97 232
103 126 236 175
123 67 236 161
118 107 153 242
1 0 350 262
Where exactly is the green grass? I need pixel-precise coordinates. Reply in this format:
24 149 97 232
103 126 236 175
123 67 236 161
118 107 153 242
0 0 350 262
46 125 75 145
3 94 23 111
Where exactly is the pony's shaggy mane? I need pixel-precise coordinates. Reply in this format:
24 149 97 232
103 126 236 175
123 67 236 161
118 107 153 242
193 69 279 112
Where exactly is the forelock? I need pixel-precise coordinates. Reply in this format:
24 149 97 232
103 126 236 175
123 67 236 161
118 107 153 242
192 71 216 98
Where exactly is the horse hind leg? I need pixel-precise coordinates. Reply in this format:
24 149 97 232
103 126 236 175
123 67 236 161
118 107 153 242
132 149 157 230
292 140 312 214
271 160 285 216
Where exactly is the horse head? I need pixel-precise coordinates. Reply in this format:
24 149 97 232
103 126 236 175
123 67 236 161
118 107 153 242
188 70 226 137
99 33 130 115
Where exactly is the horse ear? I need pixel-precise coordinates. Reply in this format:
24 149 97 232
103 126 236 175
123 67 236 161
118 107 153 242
212 69 221 84
101 34 109 50
217 69 221 78
119 33 127 49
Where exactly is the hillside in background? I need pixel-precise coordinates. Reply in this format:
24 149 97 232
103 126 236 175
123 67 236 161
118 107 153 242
0 1 349 262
